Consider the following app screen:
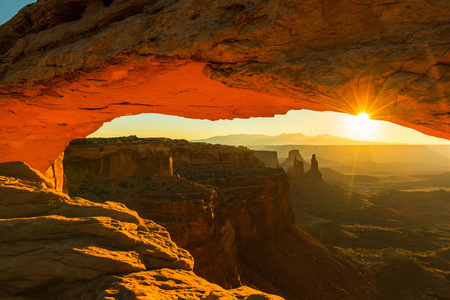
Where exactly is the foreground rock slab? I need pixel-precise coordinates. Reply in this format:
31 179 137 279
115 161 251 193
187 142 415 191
64 268 283 299
0 0 449 171
0 161 282 299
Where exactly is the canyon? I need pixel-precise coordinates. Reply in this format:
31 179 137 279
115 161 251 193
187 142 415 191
63 137 378 299
284 149 450 299
0 0 449 173
3 136 448 298
290 176 450 299
0 0 449 299
0 161 286 299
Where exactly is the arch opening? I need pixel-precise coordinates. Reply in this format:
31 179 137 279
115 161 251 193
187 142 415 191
89 110 450 146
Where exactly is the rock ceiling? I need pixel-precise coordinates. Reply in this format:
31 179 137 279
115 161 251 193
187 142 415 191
0 0 449 171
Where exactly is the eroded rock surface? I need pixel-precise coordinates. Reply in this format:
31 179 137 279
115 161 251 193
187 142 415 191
0 161 282 299
64 268 283 299
0 161 192 296
250 150 279 168
280 149 308 171
64 138 279 288
0 0 449 172
65 138 173 179
289 173 450 299
64 138 380 299
43 151 65 192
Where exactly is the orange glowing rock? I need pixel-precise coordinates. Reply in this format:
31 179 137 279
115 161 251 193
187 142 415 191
0 0 448 171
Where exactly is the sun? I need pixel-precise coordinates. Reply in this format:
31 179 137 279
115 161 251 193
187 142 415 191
352 113 371 127
346 112 379 140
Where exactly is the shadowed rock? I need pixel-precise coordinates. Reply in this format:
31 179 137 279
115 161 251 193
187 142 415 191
251 150 280 168
281 149 308 171
306 154 322 179
287 157 305 177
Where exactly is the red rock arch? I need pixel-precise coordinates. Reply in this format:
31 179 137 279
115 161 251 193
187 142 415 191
1 0 448 171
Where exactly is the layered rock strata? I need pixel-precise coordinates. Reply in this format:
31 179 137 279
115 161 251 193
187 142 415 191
0 0 449 172
251 150 279 168
0 160 282 299
64 138 274 288
282 150 322 179
64 137 379 299
280 149 309 171
65 138 173 180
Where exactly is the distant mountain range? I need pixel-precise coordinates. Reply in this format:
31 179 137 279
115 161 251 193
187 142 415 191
193 133 385 146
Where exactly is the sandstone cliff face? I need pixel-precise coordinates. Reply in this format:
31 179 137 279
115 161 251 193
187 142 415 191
157 138 295 257
64 138 243 288
0 161 282 299
0 0 449 172
280 149 309 171
64 138 277 289
186 167 294 245
251 150 279 168
167 139 262 166
65 139 173 180
64 138 380 299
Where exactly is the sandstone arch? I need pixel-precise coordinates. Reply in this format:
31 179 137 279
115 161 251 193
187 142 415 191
0 0 449 172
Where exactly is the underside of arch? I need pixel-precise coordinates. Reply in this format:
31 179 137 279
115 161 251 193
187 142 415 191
0 0 448 171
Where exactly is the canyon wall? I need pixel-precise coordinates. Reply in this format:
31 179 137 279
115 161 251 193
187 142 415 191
64 138 287 289
64 138 379 299
0 0 449 172
251 150 279 168
65 139 173 181
280 149 309 171
148 138 295 252
0 161 284 299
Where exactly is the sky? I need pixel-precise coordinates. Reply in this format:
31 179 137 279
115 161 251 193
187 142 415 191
2 1 449 145
0 0 36 25
88 111 450 144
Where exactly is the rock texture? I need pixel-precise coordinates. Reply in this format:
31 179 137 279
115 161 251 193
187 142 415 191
43 151 65 192
64 138 380 299
289 173 450 299
147 138 294 248
0 161 282 299
0 0 449 172
65 137 173 180
282 150 322 179
64 138 284 288
251 150 279 168
63 268 284 299
280 149 309 171
287 156 305 177
306 154 322 179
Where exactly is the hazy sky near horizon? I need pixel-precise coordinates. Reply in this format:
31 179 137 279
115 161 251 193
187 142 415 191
89 111 450 144
2 1 449 145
